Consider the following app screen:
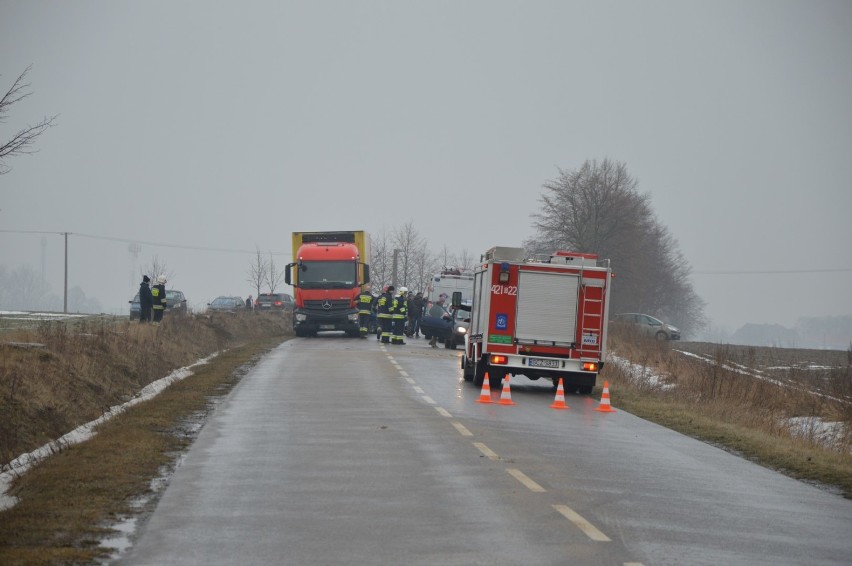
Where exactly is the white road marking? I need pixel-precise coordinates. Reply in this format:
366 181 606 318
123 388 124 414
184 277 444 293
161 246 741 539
473 442 499 460
398 370 408 377
507 468 546 492
552 504 611 542
421 395 436 405
405 377 415 384
435 407 452 417
451 422 473 436
413 386 424 394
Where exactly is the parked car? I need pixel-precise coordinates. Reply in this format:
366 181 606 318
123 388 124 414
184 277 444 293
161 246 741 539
420 303 469 349
129 289 187 320
207 296 246 313
612 313 681 340
255 292 294 312
166 290 188 314
444 305 470 350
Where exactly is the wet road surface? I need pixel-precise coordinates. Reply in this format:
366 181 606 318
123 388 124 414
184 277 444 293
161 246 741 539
121 335 852 565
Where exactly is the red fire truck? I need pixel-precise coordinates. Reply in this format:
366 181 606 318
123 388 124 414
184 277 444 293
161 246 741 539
459 247 612 393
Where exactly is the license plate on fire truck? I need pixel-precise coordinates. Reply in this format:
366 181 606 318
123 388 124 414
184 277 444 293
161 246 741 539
528 358 560 368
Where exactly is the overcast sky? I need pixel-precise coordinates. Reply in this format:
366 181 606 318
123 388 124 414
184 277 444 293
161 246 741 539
1 0 850 335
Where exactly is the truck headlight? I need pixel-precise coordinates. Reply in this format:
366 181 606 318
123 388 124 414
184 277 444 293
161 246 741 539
348 313 359 322
456 326 467 334
295 313 307 322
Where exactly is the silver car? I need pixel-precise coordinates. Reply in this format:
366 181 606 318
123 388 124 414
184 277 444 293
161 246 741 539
612 313 680 340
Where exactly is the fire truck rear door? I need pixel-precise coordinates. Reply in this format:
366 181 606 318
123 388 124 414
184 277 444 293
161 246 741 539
515 271 579 345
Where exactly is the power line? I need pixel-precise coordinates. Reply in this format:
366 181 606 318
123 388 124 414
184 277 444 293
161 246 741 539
693 268 852 275
0 229 290 256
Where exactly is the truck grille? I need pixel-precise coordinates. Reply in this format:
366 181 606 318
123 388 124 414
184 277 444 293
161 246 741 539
304 299 351 312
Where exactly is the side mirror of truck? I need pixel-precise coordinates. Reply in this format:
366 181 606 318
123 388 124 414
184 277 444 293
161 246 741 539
285 263 295 286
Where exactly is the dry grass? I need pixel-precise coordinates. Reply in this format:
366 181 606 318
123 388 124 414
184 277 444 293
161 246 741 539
604 324 852 497
0 311 290 564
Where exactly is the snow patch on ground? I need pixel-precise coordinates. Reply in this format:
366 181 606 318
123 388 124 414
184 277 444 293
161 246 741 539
0 353 219 511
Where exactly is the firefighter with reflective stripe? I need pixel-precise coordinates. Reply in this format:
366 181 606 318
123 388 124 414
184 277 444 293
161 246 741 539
357 284 373 338
391 287 408 345
151 275 168 325
377 285 394 344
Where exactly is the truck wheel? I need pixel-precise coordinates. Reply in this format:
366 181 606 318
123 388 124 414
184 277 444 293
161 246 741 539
489 370 505 391
473 359 487 387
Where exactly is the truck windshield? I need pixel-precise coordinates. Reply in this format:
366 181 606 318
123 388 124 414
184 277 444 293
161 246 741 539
298 261 357 289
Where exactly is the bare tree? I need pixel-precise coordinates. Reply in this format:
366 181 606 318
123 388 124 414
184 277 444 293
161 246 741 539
392 221 432 291
246 246 268 297
142 255 174 287
1 66 57 175
528 158 705 335
370 229 392 291
266 252 285 293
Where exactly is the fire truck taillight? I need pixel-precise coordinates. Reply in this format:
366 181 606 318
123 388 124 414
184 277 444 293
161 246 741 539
583 362 598 372
490 354 509 365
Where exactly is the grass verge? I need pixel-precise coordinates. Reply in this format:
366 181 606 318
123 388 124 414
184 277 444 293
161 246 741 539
603 325 852 498
0 316 288 565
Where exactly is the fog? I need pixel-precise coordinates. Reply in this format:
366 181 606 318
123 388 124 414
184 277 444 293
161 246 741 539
2 1 850 336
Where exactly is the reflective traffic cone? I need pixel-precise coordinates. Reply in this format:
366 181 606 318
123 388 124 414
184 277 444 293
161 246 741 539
550 378 569 410
594 380 616 413
498 375 516 406
476 372 492 404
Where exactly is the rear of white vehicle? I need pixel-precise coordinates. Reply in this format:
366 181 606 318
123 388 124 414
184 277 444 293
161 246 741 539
462 247 611 392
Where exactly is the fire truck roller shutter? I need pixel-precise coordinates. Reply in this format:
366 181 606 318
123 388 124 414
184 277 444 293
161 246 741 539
515 271 579 345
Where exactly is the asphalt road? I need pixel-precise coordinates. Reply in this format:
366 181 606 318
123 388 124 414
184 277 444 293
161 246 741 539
120 335 852 566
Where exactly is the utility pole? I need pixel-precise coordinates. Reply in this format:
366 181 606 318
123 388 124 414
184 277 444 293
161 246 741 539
63 232 69 313
391 249 400 289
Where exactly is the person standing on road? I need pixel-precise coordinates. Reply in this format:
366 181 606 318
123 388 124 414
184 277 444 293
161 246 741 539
152 275 168 325
139 275 153 323
357 285 374 338
407 291 424 338
246 295 253 310
391 287 408 345
377 285 394 344
428 293 452 347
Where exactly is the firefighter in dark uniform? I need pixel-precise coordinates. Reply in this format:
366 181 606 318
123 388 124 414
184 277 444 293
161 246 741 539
391 287 408 345
357 284 374 338
139 275 153 323
152 275 168 325
377 285 394 344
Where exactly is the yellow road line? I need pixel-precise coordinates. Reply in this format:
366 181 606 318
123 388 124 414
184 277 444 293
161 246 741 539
552 504 611 542
451 421 473 436
507 468 546 492
473 442 499 460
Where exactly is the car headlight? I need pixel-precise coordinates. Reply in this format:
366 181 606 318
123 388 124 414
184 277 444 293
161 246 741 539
456 326 467 334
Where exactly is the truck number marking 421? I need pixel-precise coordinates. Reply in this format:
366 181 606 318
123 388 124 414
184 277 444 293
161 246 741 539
491 285 518 295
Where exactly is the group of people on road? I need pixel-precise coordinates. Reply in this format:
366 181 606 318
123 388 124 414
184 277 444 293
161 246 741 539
356 285 453 348
138 274 168 324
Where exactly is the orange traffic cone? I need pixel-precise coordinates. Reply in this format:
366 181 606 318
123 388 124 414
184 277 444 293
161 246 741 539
476 372 492 404
498 375 516 406
550 378 569 410
594 380 616 413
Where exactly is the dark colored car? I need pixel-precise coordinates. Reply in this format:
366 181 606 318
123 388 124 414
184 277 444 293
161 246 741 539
166 290 188 314
129 289 187 320
255 292 294 311
420 303 469 349
612 313 681 340
207 296 246 313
